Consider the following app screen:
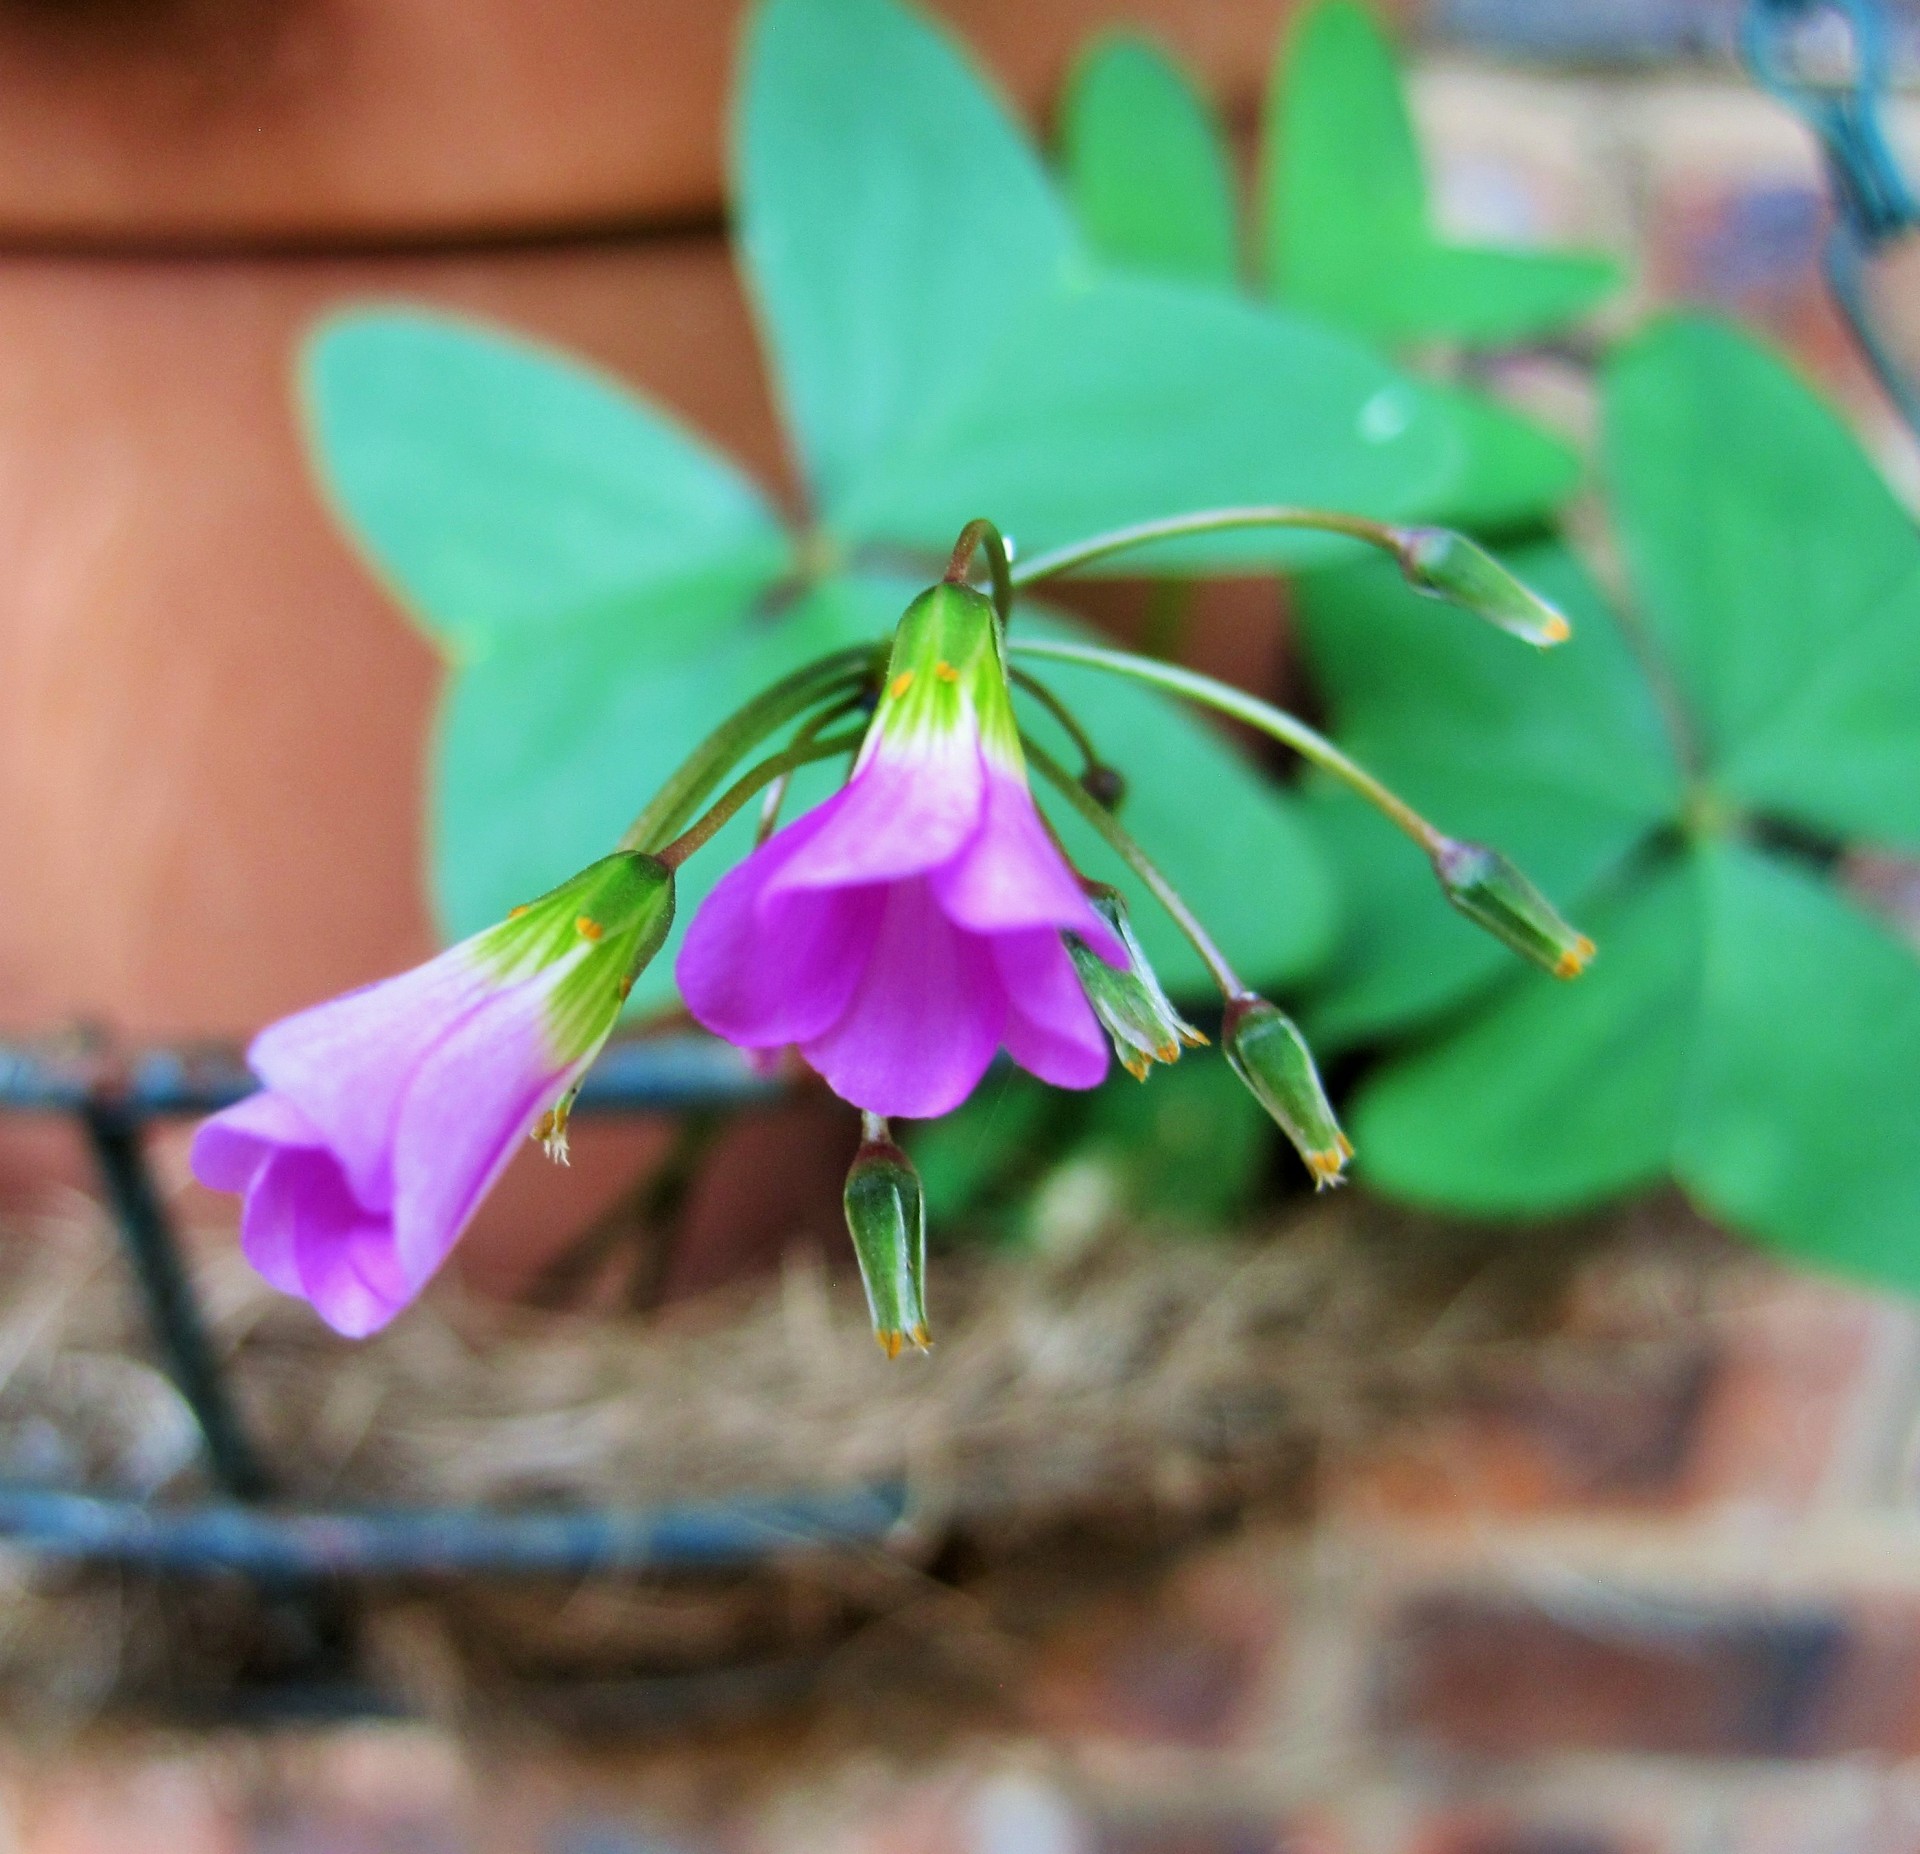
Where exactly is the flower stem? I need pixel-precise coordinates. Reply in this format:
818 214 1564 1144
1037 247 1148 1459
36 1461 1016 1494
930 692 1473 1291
1011 639 1445 856
1007 506 1397 587
756 692 872 845
619 647 880 854
657 727 869 871
1023 734 1245 1000
944 518 1015 631
1010 667 1107 777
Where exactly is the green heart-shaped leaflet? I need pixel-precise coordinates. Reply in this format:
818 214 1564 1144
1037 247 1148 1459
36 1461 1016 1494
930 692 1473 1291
1057 33 1239 290
1328 315 1920 1295
1263 0 1622 347
1056 25 1583 537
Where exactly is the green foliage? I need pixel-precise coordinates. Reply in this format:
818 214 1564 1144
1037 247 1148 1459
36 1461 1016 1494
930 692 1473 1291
1304 317 1920 1294
307 0 1473 1012
1058 35 1239 288
909 1057 1270 1243
1263 0 1621 347
1056 2 1600 537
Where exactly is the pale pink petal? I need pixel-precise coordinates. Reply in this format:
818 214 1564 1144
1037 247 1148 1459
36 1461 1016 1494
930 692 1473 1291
677 801 885 1047
767 730 985 895
388 987 576 1290
801 879 1006 1119
932 770 1125 962
242 1145 407 1334
247 942 495 1209
995 931 1111 1092
190 1090 323 1194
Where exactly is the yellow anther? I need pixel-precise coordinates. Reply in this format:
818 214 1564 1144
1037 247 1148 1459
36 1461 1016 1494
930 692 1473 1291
508 905 530 920
889 670 915 699
934 660 959 683
1555 936 1597 980
1304 1134 1355 1191
1542 613 1573 644
616 975 633 1000
575 915 604 942
876 1329 905 1361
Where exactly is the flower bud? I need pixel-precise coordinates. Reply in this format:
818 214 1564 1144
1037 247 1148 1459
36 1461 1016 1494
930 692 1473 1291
1222 997 1351 1190
1432 839 1594 979
1395 527 1572 648
1067 892 1206 1080
844 1128 929 1358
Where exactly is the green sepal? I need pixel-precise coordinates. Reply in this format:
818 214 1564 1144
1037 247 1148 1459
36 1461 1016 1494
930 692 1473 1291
876 581 1015 757
1222 996 1350 1188
1067 890 1206 1078
1396 527 1574 648
1432 839 1595 980
844 1136 931 1356
480 852 676 1061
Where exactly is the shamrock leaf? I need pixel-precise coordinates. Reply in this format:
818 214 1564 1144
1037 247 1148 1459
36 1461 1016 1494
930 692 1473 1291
741 0 1458 568
1263 0 1622 347
1055 13 1584 537
1058 34 1239 289
306 0 1472 1017
1607 315 1920 850
1322 315 1920 1296
737 0 1074 511
306 310 791 658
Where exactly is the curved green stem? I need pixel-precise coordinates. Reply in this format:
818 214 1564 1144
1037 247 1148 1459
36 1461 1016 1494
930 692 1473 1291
1008 506 1396 587
1023 734 1244 1000
945 518 1015 631
1010 638 1445 855
1010 667 1107 776
657 727 869 871
620 647 878 853
756 692 870 845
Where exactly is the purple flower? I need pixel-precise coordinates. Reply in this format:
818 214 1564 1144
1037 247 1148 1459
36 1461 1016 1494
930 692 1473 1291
191 854 674 1335
678 583 1124 1119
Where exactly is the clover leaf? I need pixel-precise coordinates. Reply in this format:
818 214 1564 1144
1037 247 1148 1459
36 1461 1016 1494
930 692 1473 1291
1264 0 1623 348
1059 33 1239 290
305 0 1465 1012
1303 316 1920 1294
1056 21 1585 536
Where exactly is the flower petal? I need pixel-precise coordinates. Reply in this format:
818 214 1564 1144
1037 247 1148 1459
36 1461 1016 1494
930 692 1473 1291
190 1089 324 1194
247 942 497 1209
932 768 1125 959
768 729 986 895
389 985 576 1291
243 1144 408 1335
996 930 1111 1092
801 878 1006 1118
678 801 885 1046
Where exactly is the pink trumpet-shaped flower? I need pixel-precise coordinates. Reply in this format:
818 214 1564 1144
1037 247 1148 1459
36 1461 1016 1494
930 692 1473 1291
678 582 1125 1120
190 854 673 1336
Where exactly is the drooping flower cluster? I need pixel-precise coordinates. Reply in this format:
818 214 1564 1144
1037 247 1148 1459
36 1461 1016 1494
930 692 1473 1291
193 513 1592 1349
